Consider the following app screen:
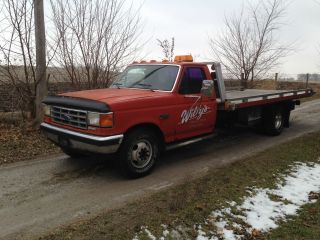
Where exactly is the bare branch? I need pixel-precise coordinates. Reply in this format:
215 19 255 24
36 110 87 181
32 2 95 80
209 0 293 87
50 0 143 89
157 37 175 62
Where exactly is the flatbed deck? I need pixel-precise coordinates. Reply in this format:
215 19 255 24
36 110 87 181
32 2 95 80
218 88 314 110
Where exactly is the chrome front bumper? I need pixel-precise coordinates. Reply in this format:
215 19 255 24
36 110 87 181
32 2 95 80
40 123 123 154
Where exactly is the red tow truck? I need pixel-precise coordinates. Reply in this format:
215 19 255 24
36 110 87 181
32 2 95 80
41 55 314 177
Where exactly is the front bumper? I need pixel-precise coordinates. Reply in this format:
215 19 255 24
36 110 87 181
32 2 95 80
40 123 123 154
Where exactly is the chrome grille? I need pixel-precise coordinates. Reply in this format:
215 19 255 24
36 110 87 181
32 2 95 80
51 106 87 129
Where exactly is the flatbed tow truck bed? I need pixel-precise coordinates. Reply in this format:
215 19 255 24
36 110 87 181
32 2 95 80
217 88 314 110
208 62 314 110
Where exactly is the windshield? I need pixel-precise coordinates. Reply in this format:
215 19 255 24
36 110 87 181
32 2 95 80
111 65 179 91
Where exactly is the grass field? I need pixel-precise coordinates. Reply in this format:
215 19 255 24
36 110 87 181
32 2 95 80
39 131 320 240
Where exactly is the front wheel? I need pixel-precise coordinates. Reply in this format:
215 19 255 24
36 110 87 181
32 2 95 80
118 128 160 178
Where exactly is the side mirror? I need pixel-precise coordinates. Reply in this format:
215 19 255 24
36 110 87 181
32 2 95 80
201 80 214 97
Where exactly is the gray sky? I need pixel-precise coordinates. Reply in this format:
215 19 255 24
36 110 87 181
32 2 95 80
135 0 320 75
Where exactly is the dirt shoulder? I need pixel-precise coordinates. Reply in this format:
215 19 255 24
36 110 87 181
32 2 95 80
39 131 320 240
0 123 60 165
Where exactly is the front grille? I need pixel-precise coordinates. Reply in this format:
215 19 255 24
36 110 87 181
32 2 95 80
51 106 87 129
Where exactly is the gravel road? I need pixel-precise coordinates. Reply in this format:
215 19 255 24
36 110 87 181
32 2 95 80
1 99 320 240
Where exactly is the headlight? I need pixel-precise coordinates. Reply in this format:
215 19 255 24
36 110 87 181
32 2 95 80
87 112 100 126
43 105 51 116
87 112 113 128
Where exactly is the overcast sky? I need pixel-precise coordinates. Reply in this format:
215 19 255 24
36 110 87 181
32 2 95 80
42 0 319 75
133 0 320 75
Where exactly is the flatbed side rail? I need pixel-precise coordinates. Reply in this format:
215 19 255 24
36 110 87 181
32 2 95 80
219 88 314 111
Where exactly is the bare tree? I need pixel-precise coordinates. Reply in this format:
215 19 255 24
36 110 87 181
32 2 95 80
0 0 48 122
157 37 175 62
50 0 142 89
209 0 292 88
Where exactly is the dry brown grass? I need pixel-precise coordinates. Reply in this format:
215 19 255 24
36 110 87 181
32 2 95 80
0 122 60 165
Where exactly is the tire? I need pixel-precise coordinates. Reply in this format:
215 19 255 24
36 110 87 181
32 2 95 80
262 107 284 136
118 128 160 178
61 147 87 158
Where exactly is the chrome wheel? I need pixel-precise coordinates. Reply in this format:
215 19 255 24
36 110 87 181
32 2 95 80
262 107 284 136
119 128 160 178
130 140 153 169
274 113 283 129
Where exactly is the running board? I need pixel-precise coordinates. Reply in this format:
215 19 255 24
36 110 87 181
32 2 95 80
166 133 216 151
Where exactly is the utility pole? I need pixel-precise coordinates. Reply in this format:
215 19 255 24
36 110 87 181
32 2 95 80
34 0 47 127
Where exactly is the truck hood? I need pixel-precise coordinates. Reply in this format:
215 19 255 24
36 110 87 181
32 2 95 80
61 88 169 104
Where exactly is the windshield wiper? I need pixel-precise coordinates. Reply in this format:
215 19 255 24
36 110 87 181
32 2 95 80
133 83 158 91
134 83 152 88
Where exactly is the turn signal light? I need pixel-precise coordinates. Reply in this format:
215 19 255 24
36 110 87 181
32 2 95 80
100 113 114 128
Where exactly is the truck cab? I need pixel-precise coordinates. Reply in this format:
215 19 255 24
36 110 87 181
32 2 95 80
41 55 314 177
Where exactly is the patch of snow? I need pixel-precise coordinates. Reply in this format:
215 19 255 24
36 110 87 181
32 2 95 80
196 227 207 240
196 225 219 240
208 162 320 239
162 229 169 236
170 229 182 239
226 201 237 207
212 216 239 240
161 224 167 229
242 189 283 230
133 162 320 240
132 234 139 240
144 228 156 240
242 162 320 231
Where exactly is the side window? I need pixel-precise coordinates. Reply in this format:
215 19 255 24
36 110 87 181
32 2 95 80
179 67 206 94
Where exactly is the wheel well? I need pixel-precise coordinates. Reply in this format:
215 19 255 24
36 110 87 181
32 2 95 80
262 101 294 128
125 123 165 148
262 101 294 114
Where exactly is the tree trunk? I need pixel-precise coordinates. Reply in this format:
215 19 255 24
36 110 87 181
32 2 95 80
250 70 254 88
34 0 47 127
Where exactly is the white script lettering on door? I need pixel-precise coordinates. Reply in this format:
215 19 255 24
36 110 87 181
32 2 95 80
181 105 210 124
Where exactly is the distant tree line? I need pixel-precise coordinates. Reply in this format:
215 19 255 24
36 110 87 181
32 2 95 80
297 73 320 81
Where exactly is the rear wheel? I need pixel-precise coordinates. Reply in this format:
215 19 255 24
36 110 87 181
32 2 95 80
263 107 284 136
119 128 160 178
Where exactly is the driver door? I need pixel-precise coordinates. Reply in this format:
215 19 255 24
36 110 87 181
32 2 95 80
175 66 216 140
